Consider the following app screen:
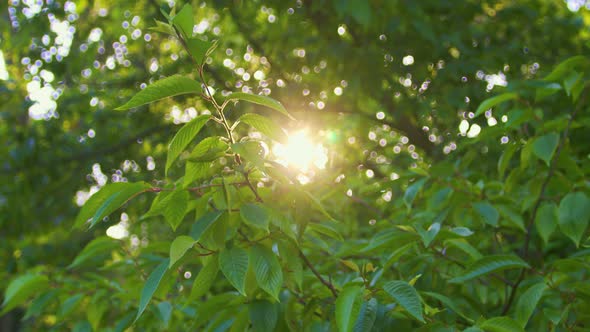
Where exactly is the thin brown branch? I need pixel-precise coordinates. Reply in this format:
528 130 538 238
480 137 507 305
298 247 339 297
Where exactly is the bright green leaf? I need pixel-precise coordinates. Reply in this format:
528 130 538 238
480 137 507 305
382 280 424 323
190 210 224 241
74 182 151 229
171 4 193 39
404 178 427 211
558 192 590 247
116 75 201 110
187 136 228 162
145 189 189 231
166 114 211 174
237 113 287 143
449 255 529 283
68 236 119 269
226 92 294 120
169 235 195 268
307 222 344 241
1 274 49 315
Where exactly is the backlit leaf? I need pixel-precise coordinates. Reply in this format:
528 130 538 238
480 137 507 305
237 113 287 143
166 114 211 174
226 92 294 120
116 75 201 110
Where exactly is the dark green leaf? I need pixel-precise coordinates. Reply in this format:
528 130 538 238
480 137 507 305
166 114 211 174
382 280 424 323
404 178 427 211
250 244 283 301
219 247 249 296
515 282 546 327
135 259 170 322
449 255 529 283
479 316 524 332
226 92 294 120
532 133 559 166
498 143 518 178
475 93 518 117
544 55 589 82
240 203 269 232
336 285 364 332
115 75 201 110
422 291 474 324
188 258 219 301
353 297 378 332
535 203 558 244
190 210 224 241
249 300 279 332
558 192 590 247
473 201 499 227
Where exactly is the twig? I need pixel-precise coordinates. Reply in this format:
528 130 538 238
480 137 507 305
298 247 339 297
501 92 585 315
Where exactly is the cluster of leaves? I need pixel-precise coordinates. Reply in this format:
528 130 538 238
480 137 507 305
2 2 590 332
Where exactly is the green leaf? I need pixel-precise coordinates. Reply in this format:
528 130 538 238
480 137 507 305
1 274 49 315
74 182 151 229
449 255 529 283
382 280 424 323
473 201 499 227
535 202 558 244
183 161 211 187
231 141 266 170
135 259 170 323
240 203 270 232
188 259 219 301
475 93 518 117
307 221 344 241
187 136 228 162
250 244 283 301
353 297 378 332
185 37 215 64
532 133 559 166
219 247 249 296
479 316 525 332
558 192 590 247
145 189 189 231
166 114 211 174
451 227 474 237
156 301 172 328
422 291 474 324
171 4 193 39
335 285 364 332
498 143 518 178
58 293 84 318
116 75 201 110
237 113 287 143
169 235 195 268
68 236 119 269
226 92 294 120
404 178 427 211
249 300 279 332
544 55 589 82
23 290 58 319
190 210 224 241
149 20 176 35
515 282 546 327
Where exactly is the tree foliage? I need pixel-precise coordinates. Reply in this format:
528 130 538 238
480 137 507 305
2 1 590 331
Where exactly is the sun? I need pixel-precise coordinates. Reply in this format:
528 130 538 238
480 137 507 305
272 129 328 173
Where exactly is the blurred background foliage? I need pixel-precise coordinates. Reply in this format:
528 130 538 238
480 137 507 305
1 0 590 330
